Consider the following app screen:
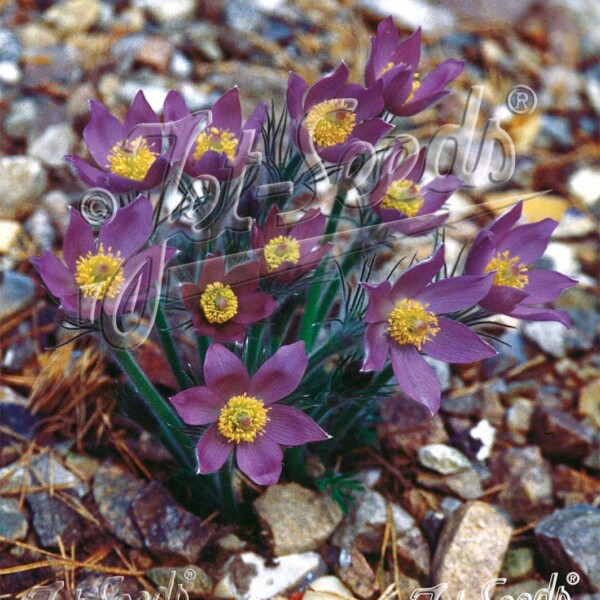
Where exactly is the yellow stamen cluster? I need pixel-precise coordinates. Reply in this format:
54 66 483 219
484 250 529 289
264 235 301 272
193 127 239 161
406 73 421 103
218 394 269 443
106 136 157 181
381 179 424 217
305 99 356 148
387 298 440 350
74 244 124 300
379 61 396 76
200 282 239 324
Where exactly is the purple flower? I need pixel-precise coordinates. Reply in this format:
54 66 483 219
369 144 462 235
251 206 331 284
464 201 577 326
30 196 175 320
361 245 496 414
365 17 464 117
180 255 277 343
287 62 393 163
163 88 267 181
66 92 170 193
170 342 329 485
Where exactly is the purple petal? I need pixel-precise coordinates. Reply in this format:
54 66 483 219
489 200 523 236
203 343 250 400
99 196 152 258
30 252 77 299
265 405 329 445
196 425 233 474
497 219 557 265
464 231 496 275
82 100 125 167
248 341 307 404
416 59 464 97
224 260 259 296
416 274 494 313
394 90 450 117
390 344 441 414
305 62 349 108
480 285 529 314
244 101 268 135
210 87 242 134
390 26 421 71
163 90 189 122
235 292 277 324
236 436 283 485
63 209 94 271
193 317 247 344
361 322 389 371
391 245 444 299
65 154 107 188
337 80 384 120
124 90 158 134
421 317 496 363
170 386 224 425
383 69 413 111
288 209 326 241
523 269 577 304
362 280 393 323
198 255 226 289
287 72 308 120
508 305 571 327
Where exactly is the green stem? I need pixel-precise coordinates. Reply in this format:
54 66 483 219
155 303 189 390
299 193 346 351
215 459 238 521
113 347 195 471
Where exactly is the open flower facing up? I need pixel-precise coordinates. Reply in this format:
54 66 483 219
368 144 462 235
66 92 170 193
465 201 577 326
365 17 464 117
170 342 329 485
287 62 392 163
30 196 175 320
251 206 331 284
361 245 496 414
163 88 267 181
180 255 277 343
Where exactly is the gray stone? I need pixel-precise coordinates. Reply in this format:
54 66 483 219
28 123 76 168
523 320 569 358
0 61 21 85
396 526 431 578
535 504 600 593
185 22 223 61
417 468 484 500
432 502 513 600
332 489 415 553
418 444 472 475
0 498 28 541
28 492 86 548
135 0 195 24
361 0 457 33
568 167 600 207
533 406 594 461
146 566 212 598
43 0 101 34
506 398 534 444
441 393 481 417
494 580 545 600
93 462 146 548
30 453 88 497
214 551 326 599
253 483 343 556
24 209 55 251
131 481 211 562
424 356 451 392
0 28 22 63
0 156 47 219
304 576 356 600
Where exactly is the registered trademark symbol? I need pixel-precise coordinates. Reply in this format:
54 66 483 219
507 85 538 115
566 572 580 585
184 568 196 581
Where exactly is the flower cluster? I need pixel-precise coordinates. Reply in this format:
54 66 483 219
31 17 576 494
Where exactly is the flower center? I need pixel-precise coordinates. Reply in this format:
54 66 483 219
264 235 301 272
387 298 440 350
484 250 529 288
218 394 269 443
106 136 157 181
74 244 125 300
200 281 239 324
193 127 239 161
406 73 421 103
305 99 356 148
380 180 424 217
